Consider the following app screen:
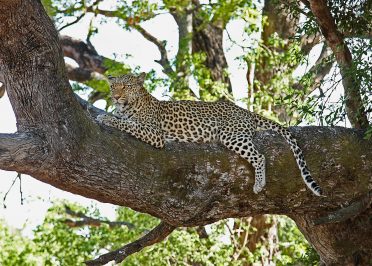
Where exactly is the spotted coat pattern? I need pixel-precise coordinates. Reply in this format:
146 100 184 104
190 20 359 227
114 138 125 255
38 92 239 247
97 73 322 196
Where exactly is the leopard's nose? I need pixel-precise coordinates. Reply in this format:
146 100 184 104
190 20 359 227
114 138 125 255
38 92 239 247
113 94 120 100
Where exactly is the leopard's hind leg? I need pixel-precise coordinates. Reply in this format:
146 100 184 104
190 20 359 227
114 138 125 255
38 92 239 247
219 132 266 194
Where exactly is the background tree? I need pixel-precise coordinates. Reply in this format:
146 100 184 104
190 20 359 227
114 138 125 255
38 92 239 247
0 0 371 265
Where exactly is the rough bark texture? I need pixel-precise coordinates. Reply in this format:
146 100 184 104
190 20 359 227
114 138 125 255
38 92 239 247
292 203 372 266
0 1 371 265
308 0 369 130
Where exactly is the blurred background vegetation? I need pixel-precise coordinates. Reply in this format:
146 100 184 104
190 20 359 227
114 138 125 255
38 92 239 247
0 0 370 265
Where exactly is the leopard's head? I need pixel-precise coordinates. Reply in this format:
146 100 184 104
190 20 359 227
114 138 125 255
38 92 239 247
107 72 147 105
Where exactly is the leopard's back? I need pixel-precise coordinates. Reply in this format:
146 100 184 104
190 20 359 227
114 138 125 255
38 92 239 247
159 100 256 143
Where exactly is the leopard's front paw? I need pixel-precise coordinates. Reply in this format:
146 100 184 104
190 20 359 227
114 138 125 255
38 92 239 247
96 113 111 125
253 183 264 194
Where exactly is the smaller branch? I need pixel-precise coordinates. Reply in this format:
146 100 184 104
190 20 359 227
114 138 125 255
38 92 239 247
84 7 174 75
314 192 372 225
224 220 240 253
225 29 253 50
85 221 176 266
133 24 174 75
293 44 334 92
64 205 134 229
86 6 117 18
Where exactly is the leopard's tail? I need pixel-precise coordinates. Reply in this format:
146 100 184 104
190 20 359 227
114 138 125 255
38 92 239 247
254 114 322 196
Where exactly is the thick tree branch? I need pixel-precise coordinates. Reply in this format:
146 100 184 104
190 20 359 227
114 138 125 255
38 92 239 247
85 221 176 266
0 133 45 173
60 35 108 76
65 63 105 82
308 0 369 129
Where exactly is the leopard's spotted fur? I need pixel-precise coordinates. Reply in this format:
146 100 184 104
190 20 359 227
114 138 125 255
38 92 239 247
97 73 322 196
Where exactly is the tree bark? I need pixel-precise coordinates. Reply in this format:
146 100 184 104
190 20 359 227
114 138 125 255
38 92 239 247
0 1 371 264
292 202 372 266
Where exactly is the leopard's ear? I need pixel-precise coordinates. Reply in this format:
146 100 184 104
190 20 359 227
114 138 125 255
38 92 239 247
138 72 146 84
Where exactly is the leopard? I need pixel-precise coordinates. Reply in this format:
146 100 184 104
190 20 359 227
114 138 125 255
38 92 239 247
97 72 322 196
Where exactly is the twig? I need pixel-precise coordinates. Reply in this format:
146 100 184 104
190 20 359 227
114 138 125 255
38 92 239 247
225 29 253 50
19 173 23 205
314 192 372 225
64 205 135 229
2 172 22 208
85 221 176 266
58 12 86 32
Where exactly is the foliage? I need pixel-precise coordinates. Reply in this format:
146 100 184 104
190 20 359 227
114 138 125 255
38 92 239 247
243 34 307 124
0 220 38 265
276 216 319 266
0 202 319 265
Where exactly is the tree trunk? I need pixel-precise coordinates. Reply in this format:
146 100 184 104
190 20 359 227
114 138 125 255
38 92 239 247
0 1 371 264
292 204 372 265
170 5 196 99
192 13 232 98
